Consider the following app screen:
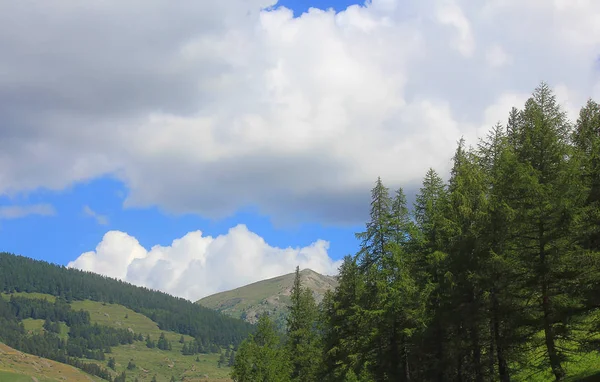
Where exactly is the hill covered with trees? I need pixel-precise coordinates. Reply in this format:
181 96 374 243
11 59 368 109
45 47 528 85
0 252 254 381
231 83 600 382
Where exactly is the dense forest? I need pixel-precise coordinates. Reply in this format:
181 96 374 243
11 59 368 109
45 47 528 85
231 83 600 382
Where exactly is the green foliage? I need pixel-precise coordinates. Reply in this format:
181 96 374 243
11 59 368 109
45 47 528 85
317 83 600 382
286 266 321 381
0 252 254 346
231 314 291 382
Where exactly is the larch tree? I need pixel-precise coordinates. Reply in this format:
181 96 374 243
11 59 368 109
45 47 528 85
505 83 581 380
286 266 321 382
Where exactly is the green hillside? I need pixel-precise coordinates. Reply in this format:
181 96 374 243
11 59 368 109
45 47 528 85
0 252 254 381
197 269 337 330
0 341 104 381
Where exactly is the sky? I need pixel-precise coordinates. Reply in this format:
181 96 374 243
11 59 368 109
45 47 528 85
0 0 599 301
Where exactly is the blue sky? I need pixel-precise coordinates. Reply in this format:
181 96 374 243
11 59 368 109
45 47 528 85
0 0 597 300
0 175 361 266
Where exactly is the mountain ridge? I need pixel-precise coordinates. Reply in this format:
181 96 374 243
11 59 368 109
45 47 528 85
196 268 338 329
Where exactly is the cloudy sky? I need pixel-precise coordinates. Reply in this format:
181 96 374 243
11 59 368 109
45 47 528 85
1 0 599 301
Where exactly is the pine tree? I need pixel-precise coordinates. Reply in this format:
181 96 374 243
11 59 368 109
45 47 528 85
573 99 600 253
320 256 367 381
231 314 290 382
572 98 600 344
107 357 116 370
412 168 450 381
477 121 525 382
444 139 491 381
355 177 394 273
505 83 580 380
286 266 320 382
157 332 171 350
353 177 395 380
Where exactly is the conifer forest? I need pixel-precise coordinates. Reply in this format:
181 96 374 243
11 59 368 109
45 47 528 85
231 83 600 382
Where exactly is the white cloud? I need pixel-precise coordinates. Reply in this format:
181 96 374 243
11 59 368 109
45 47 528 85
0 0 599 224
435 0 475 57
0 204 56 219
67 225 341 301
485 45 512 68
83 205 109 225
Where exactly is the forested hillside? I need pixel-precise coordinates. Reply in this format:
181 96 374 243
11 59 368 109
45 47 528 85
0 252 253 345
0 252 254 381
231 83 600 382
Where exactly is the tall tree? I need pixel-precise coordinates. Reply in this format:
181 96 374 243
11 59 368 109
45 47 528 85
286 266 321 382
356 177 394 273
412 168 450 381
505 83 580 380
444 139 491 382
572 99 600 253
320 256 369 381
572 99 600 343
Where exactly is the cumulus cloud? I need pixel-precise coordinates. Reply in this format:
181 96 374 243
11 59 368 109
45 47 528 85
1 0 599 224
0 204 56 219
83 205 109 225
67 225 341 301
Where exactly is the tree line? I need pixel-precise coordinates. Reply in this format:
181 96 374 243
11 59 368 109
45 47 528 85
0 251 254 346
231 83 600 382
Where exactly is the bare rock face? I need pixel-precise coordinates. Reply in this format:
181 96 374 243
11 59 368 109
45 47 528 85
196 269 338 330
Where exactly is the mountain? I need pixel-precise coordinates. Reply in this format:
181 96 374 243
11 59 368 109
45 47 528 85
196 269 338 329
0 252 254 381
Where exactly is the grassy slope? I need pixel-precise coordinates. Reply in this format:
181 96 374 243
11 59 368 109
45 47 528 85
2 293 233 382
0 341 104 382
69 300 232 382
197 268 338 328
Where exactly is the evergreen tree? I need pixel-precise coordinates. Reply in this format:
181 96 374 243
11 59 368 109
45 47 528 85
321 256 369 381
505 83 580 380
146 334 156 349
477 121 526 382
572 99 600 344
107 357 116 370
157 332 171 350
412 168 450 381
228 350 235 367
231 314 290 382
286 266 321 382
